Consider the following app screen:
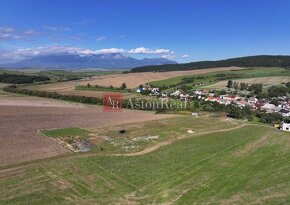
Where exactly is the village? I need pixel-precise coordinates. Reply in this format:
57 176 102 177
137 82 290 132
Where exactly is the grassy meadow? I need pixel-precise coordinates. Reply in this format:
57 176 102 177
1 115 290 204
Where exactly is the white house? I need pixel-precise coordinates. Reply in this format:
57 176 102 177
170 90 181 97
281 122 290 131
248 97 258 104
279 109 290 117
151 87 159 92
192 112 198 117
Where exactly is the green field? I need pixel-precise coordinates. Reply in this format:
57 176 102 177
39 70 120 82
41 127 91 138
149 67 290 91
75 85 133 93
1 115 290 204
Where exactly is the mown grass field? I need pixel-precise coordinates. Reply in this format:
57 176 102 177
149 67 290 91
42 127 91 138
75 85 134 93
1 115 290 205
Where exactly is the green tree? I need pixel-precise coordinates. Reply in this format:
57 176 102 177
233 82 239 90
267 86 288 97
120 83 127 90
227 80 233 88
286 82 290 89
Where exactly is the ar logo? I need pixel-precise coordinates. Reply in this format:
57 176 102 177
102 93 122 112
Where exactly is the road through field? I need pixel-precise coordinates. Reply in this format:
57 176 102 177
0 96 174 165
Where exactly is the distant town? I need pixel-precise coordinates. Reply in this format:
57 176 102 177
137 80 290 131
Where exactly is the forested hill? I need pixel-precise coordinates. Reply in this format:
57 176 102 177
130 55 290 72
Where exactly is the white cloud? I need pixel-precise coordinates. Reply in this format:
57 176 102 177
161 54 176 59
128 47 172 54
42 25 70 31
0 27 15 33
0 26 40 41
95 48 126 54
0 46 127 62
24 29 38 35
0 45 177 63
95 36 107 41
181 54 190 58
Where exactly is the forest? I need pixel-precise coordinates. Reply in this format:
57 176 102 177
130 55 290 72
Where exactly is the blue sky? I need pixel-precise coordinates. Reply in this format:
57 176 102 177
0 0 290 63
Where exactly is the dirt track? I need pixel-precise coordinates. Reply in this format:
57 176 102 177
113 123 246 157
0 96 174 165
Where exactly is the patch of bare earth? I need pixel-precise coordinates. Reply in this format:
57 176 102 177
0 95 174 165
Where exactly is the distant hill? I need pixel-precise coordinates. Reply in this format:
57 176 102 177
130 55 290 72
0 53 177 69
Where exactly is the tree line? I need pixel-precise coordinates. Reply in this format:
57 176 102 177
130 55 290 72
0 73 50 84
227 80 290 97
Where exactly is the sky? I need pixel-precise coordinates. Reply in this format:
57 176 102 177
0 0 290 63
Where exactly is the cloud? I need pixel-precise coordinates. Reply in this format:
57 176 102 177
95 36 107 41
181 54 190 58
0 26 39 41
0 27 15 33
128 47 172 54
42 25 70 31
0 45 176 63
24 29 39 35
75 19 95 25
95 48 126 54
161 54 176 59
0 46 126 62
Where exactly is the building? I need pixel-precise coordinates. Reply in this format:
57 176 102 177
279 109 290 117
261 103 277 113
281 122 290 131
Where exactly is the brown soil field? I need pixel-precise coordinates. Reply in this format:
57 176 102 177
204 76 290 89
0 96 174 166
27 67 245 96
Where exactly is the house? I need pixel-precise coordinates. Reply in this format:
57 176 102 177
236 99 247 107
180 93 190 100
151 87 159 93
194 90 203 95
281 122 290 131
248 97 258 104
261 103 277 113
192 112 198 117
170 90 181 97
279 109 290 117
